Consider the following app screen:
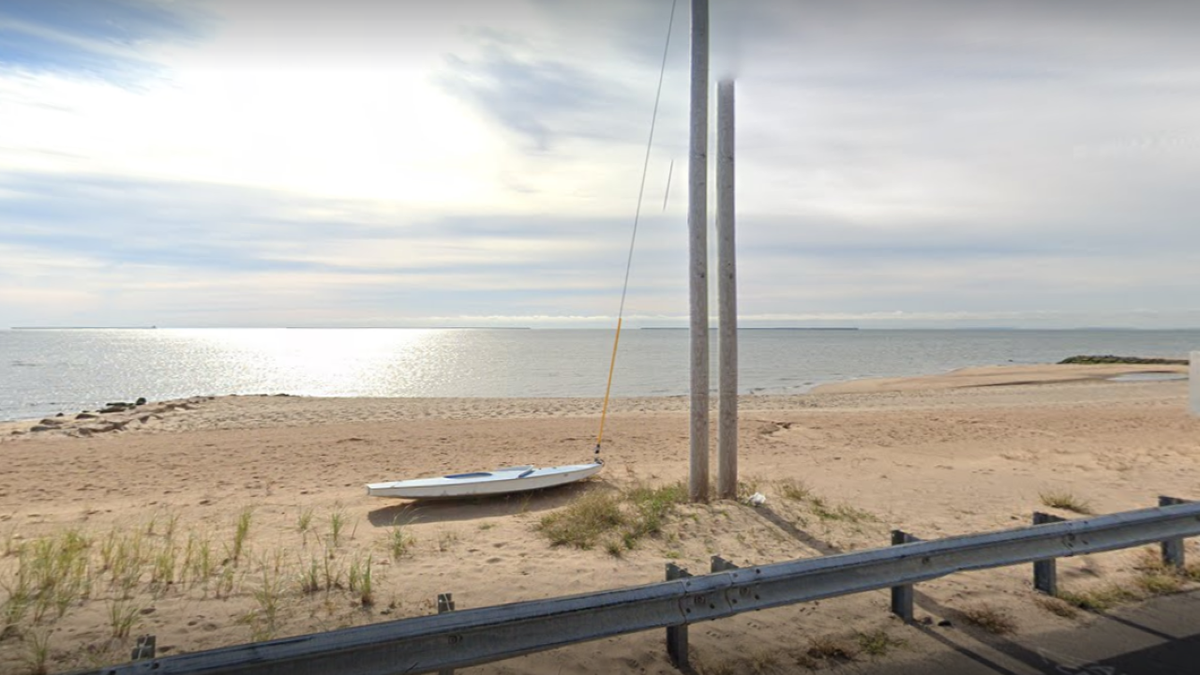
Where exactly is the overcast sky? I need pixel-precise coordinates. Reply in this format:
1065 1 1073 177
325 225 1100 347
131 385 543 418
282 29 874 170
2 0 1198 329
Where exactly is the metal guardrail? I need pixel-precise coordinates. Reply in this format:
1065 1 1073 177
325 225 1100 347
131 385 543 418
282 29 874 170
82 499 1200 675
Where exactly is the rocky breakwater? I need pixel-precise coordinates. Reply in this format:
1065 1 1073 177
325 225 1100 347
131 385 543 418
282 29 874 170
11 397 213 438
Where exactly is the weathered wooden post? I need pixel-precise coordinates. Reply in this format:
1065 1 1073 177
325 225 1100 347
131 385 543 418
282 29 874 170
1191 352 1199 417
688 0 710 502
716 79 738 501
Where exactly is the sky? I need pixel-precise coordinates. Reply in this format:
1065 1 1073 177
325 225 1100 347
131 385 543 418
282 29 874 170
2 0 1199 329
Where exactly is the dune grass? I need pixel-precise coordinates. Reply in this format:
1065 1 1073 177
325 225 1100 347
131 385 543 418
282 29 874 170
1055 585 1139 612
0 500 403 672
537 482 687 553
1033 595 1080 619
1039 491 1093 514
856 629 906 657
805 634 859 662
960 604 1017 634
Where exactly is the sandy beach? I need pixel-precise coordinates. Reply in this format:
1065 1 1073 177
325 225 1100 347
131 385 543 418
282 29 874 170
1 363 1197 674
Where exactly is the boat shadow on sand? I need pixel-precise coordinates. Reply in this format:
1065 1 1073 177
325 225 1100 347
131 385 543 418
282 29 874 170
366 480 601 527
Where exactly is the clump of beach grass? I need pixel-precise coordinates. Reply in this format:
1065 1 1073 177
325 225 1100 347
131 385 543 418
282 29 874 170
1184 562 1200 583
537 482 686 553
106 599 140 639
348 555 374 607
1055 585 1138 613
159 508 181 541
186 532 215 588
328 504 347 547
772 478 877 525
856 629 906 656
1039 491 1093 515
775 477 812 502
735 474 765 501
1128 548 1189 595
626 482 687 538
2 566 33 631
807 496 876 523
437 530 459 552
538 491 624 550
1136 571 1183 595
299 556 321 594
16 530 93 622
296 507 314 535
805 635 858 663
960 604 1017 634
1033 595 1080 619
321 546 344 593
747 649 780 673
1 505 414 668
388 525 414 560
24 627 52 675
250 556 285 638
150 539 177 594
229 507 253 564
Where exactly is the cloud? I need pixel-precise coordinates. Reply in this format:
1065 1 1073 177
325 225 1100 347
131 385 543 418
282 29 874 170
0 0 211 81
440 42 633 152
0 169 666 326
2 1 1200 328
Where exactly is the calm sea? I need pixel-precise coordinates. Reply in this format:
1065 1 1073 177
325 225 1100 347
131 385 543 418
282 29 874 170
1 328 1196 422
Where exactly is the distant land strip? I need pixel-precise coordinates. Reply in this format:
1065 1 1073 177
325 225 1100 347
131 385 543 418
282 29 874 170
1059 354 1189 365
640 326 859 331
283 324 532 326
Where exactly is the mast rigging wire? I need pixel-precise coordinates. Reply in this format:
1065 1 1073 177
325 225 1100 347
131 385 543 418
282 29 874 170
595 0 679 456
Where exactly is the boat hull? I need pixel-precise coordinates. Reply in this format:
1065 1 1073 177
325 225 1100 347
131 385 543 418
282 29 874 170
366 461 603 499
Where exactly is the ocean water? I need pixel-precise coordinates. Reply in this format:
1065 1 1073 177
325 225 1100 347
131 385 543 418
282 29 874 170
1 328 1197 422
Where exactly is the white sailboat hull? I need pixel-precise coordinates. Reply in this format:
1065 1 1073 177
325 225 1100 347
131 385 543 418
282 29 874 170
366 461 603 499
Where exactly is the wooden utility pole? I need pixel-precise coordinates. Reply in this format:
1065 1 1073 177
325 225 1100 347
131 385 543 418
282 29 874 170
716 79 737 500
688 0 710 502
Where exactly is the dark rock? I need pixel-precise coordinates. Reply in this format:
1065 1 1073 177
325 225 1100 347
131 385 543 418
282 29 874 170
938 619 953 627
30 425 56 432
55 412 64 417
76 413 97 420
135 397 147 406
38 418 63 426
99 405 128 414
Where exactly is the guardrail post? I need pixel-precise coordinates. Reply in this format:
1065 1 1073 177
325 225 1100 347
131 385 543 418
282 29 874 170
890 530 919 622
666 563 692 669
437 593 456 675
1032 512 1066 595
131 635 155 661
1159 496 1189 569
711 555 740 572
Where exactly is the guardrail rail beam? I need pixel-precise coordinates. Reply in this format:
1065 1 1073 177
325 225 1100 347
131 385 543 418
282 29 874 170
77 499 1200 675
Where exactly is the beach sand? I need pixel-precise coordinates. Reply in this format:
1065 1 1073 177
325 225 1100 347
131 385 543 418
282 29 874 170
0 364 1197 673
